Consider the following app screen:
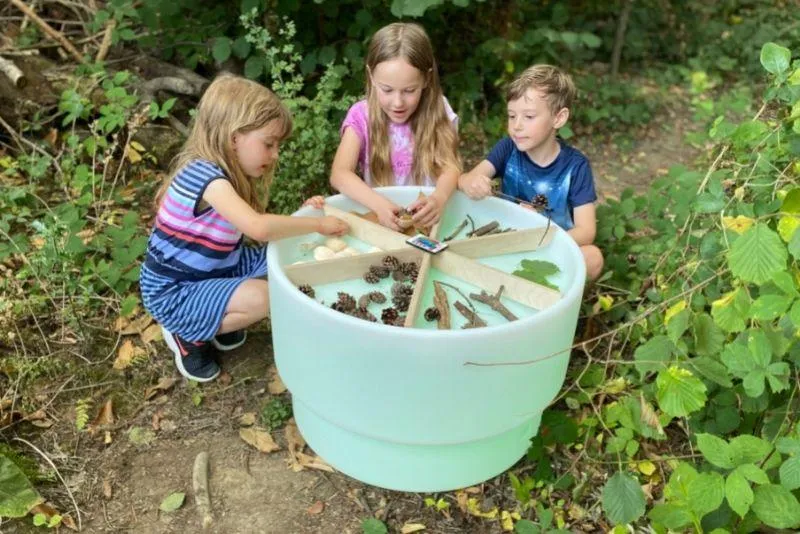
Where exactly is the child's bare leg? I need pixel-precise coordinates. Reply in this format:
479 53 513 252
217 279 270 334
581 245 604 282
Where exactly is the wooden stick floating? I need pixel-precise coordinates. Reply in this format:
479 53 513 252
443 218 468 241
470 286 518 321
454 301 487 328
467 221 499 237
432 281 450 329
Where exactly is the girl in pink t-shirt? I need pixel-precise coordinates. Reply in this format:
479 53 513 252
330 22 461 231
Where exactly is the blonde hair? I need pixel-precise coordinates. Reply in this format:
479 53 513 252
507 65 576 115
365 23 460 186
155 74 292 212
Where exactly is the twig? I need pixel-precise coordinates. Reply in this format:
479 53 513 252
454 300 486 328
193 451 213 529
467 220 499 237
435 280 477 314
470 286 518 321
432 281 450 329
0 55 26 88
13 437 82 531
443 218 468 242
466 214 475 235
95 18 115 62
9 0 85 63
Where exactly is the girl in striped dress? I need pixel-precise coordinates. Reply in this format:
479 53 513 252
140 75 348 382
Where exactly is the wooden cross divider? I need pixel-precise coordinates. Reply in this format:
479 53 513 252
282 204 563 328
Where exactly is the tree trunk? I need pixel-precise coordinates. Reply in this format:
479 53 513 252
611 0 634 78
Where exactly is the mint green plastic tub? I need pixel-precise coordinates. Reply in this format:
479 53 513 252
266 187 585 492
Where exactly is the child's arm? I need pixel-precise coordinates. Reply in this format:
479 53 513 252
330 128 401 231
567 203 597 246
203 180 348 241
457 160 496 200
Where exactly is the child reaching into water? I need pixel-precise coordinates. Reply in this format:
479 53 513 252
140 74 348 382
330 22 461 231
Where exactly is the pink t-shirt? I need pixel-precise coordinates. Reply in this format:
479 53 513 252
340 98 458 186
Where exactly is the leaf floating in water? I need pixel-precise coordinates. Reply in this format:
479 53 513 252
513 259 560 290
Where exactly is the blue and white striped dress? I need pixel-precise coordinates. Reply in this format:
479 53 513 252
139 160 267 341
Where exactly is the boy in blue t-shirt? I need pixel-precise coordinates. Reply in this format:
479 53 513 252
458 64 603 280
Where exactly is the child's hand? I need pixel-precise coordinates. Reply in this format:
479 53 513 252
409 194 443 227
317 216 349 236
376 200 401 231
459 174 492 200
303 195 326 210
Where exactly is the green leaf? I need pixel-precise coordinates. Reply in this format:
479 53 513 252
120 294 139 316
244 55 265 80
361 517 388 534
690 357 733 388
725 471 754 518
730 435 772 466
697 433 734 469
777 438 800 456
781 456 800 490
633 335 674 377
760 42 792 75
212 37 232 63
231 36 251 59
514 519 540 534
514 260 560 290
748 330 772 368
602 472 646 525
666 309 691 343
782 189 800 214
656 366 707 418
767 362 791 393
790 227 800 260
711 289 749 333
750 294 793 321
728 223 787 285
752 484 800 529
0 455 43 518
721 343 755 378
648 503 693 530
693 313 725 357
159 491 185 512
736 463 770 484
695 193 725 213
743 369 767 397
688 472 725 517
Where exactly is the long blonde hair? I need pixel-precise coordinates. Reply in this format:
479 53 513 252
365 23 460 186
155 74 292 212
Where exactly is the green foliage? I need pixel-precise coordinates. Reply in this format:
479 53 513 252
513 260 560 290
361 517 388 534
260 398 292 431
590 42 800 531
159 491 185 512
0 454 43 519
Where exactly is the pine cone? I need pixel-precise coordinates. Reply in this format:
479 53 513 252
393 315 406 327
358 294 371 309
408 270 418 284
531 193 549 211
382 255 401 271
297 284 315 298
399 262 418 277
369 264 391 279
392 270 407 282
392 293 411 312
392 282 413 299
351 307 378 322
337 292 356 311
424 307 440 322
364 271 380 284
381 307 399 325
331 301 348 313
368 291 387 304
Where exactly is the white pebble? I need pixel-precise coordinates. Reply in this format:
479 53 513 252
313 246 336 261
325 237 348 252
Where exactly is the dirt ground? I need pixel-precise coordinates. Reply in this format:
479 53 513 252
1 81 704 534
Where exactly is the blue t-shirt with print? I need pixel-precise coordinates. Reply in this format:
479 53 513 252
487 138 597 230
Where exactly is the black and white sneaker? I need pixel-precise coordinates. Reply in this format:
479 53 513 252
212 330 247 351
162 326 220 382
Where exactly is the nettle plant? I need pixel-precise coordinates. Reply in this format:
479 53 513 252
589 42 800 531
